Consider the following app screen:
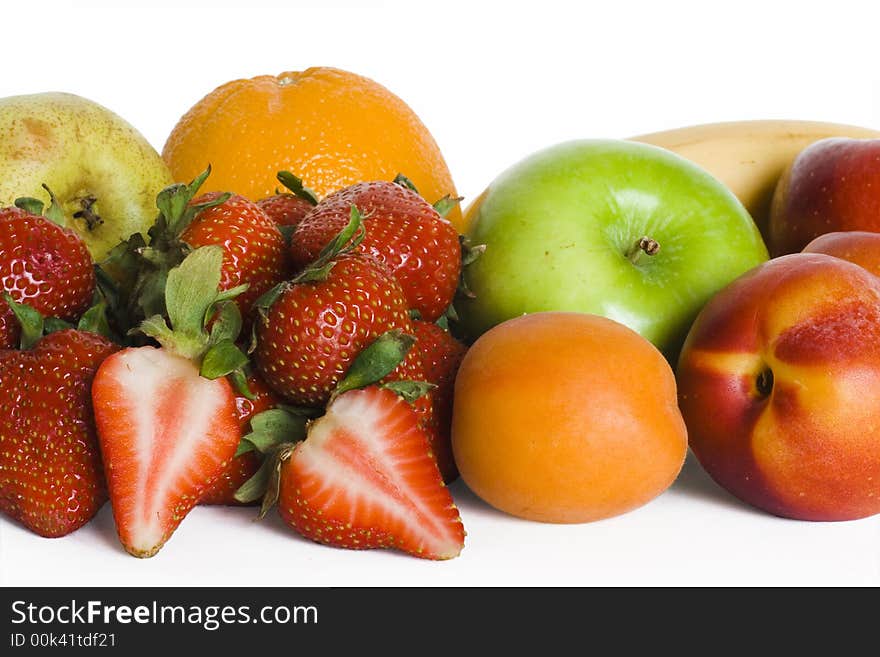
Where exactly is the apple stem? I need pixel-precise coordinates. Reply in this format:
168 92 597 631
626 236 660 265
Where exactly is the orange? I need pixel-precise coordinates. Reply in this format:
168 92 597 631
451 312 687 523
162 67 461 226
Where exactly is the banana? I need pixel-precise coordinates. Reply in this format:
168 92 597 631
629 120 880 234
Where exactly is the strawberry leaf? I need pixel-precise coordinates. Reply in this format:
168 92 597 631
460 236 487 266
137 314 175 346
41 184 66 226
253 282 287 314
277 171 319 205
278 224 296 245
43 317 74 334
13 197 44 215
393 173 419 194
294 206 365 284
333 329 416 398
234 454 275 504
165 246 224 340
433 195 463 219
77 301 113 339
235 408 307 457
212 283 249 306
3 295 43 350
200 340 248 379
229 369 256 400
208 301 242 346
234 442 296 511
382 380 436 403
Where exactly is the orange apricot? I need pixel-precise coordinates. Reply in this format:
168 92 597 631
451 312 687 523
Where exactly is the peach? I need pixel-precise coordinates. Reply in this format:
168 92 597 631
677 253 880 520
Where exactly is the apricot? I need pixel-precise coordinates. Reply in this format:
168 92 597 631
451 312 687 523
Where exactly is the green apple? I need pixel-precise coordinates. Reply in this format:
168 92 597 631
0 92 173 262
458 139 768 356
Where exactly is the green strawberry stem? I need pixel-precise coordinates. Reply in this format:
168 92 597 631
13 197 45 216
135 245 249 379
235 408 308 457
433 195 463 219
13 185 69 227
332 329 416 400
234 441 297 513
276 171 319 205
293 205 366 284
393 173 419 193
251 205 367 326
3 295 43 350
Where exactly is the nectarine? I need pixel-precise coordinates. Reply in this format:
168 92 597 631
451 312 687 523
678 253 880 521
803 231 880 277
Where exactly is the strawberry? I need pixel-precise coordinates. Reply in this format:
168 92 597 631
411 320 467 481
201 374 280 506
0 327 118 537
237 330 462 559
0 202 95 348
107 169 287 333
181 192 288 315
257 171 318 229
92 247 249 557
276 386 465 559
289 180 461 321
255 247 412 406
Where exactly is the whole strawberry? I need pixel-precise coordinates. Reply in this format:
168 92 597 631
255 253 412 406
411 320 467 481
201 373 280 506
257 171 318 229
289 180 461 321
115 168 288 329
0 204 95 348
0 328 118 537
182 192 287 314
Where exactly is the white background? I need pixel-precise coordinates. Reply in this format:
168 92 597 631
2 0 880 586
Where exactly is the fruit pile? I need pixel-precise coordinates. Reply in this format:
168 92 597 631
3 66 880 563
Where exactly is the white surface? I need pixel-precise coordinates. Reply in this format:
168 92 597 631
2 0 880 586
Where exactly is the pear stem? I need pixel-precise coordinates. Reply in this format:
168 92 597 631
626 236 660 265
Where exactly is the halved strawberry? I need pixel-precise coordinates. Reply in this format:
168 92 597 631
92 246 248 557
93 349 239 555
237 330 464 560
278 386 464 560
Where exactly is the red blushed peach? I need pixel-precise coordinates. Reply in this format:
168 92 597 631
677 253 880 521
803 231 880 277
